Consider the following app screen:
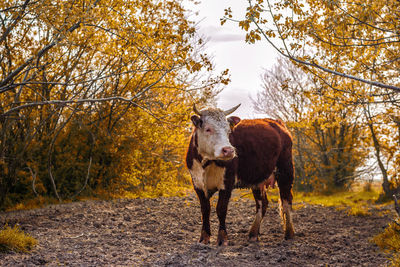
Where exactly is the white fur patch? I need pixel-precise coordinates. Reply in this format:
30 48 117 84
279 199 294 236
189 159 226 196
189 159 205 191
204 163 226 191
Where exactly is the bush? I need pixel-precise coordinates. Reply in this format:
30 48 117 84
0 224 38 253
373 222 400 266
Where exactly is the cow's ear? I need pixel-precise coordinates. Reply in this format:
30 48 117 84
191 115 203 128
227 116 241 127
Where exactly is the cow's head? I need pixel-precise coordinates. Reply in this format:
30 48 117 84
191 104 241 161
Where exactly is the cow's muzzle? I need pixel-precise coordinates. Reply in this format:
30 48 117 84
218 146 236 160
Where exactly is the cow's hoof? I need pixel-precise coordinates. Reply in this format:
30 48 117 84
248 234 259 242
248 228 260 242
284 229 295 240
199 237 210 245
199 230 210 244
217 230 228 246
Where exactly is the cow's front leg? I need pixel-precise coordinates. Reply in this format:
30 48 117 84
216 189 232 246
195 189 211 244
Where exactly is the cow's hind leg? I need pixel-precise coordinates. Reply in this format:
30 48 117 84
249 184 268 242
216 189 232 246
195 189 212 244
277 157 295 239
279 195 294 240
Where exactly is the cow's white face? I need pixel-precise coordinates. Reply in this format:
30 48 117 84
191 107 240 161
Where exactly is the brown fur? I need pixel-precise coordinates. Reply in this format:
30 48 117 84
186 132 202 170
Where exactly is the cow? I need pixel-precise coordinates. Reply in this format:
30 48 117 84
186 104 294 246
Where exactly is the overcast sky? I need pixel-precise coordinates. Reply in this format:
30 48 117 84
188 0 278 118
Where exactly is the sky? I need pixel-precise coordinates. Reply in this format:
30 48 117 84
187 0 278 119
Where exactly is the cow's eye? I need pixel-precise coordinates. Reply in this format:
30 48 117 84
205 128 212 133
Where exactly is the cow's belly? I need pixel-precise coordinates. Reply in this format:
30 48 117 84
235 156 276 187
189 159 225 194
235 162 275 188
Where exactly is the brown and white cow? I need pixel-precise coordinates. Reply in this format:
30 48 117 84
186 104 294 245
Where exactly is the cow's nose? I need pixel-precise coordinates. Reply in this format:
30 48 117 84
222 146 235 157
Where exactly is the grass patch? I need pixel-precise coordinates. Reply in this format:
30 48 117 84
0 225 38 253
235 184 382 217
372 222 400 266
346 205 371 216
293 190 381 216
294 190 379 207
5 196 60 212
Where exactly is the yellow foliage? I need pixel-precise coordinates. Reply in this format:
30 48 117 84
346 205 371 217
0 225 38 253
239 183 381 217
253 57 368 193
6 196 60 212
228 0 400 196
0 0 227 209
291 184 387 217
294 189 380 208
373 222 400 266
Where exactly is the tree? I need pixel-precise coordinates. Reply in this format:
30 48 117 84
0 0 229 208
224 0 400 197
222 0 400 93
253 57 368 192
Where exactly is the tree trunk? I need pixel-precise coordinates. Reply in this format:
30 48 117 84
367 120 391 197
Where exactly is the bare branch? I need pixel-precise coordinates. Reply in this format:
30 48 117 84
72 126 94 199
0 0 31 44
71 155 92 199
2 64 172 116
0 0 101 91
2 96 137 116
26 166 38 197
335 3 395 34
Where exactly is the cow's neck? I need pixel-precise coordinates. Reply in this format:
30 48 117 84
202 159 229 169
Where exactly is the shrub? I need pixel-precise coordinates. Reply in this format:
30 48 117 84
346 205 371 217
0 224 38 253
373 222 400 266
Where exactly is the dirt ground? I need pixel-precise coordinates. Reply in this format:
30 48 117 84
0 191 393 266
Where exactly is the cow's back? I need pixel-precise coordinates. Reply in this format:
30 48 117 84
230 118 291 186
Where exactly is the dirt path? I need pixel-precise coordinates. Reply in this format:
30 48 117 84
0 192 392 266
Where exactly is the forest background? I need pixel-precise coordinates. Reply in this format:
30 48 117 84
0 0 399 211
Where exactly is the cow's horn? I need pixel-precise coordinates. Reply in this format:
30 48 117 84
193 104 202 115
224 104 241 116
